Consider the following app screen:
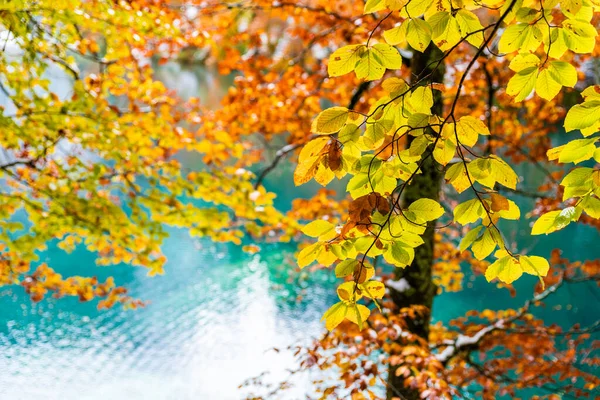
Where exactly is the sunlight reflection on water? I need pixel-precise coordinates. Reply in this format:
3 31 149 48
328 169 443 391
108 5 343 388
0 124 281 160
0 235 333 399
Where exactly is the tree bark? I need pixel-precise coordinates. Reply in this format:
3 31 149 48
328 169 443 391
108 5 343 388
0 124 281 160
386 44 445 400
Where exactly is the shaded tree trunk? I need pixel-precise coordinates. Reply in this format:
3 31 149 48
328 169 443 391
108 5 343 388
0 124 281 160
386 44 445 400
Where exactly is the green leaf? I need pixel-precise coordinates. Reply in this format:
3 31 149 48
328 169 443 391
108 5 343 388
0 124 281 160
498 23 543 54
372 43 403 70
384 242 413 266
548 138 598 164
347 173 372 199
338 123 362 143
582 195 600 218
561 167 594 200
355 49 386 81
406 18 432 52
454 198 485 225
455 9 484 47
459 225 483 252
561 167 594 187
408 198 444 221
335 259 359 278
564 100 600 136
428 11 462 51
535 61 578 101
507 66 537 102
311 107 349 134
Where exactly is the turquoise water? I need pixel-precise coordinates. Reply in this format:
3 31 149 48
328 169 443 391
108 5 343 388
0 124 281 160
0 230 336 399
0 162 598 399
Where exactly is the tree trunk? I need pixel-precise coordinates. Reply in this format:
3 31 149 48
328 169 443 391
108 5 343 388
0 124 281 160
386 44 445 400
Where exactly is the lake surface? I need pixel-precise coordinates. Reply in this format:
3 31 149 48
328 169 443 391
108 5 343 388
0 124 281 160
0 62 598 399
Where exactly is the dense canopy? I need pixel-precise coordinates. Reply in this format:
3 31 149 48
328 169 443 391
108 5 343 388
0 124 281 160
0 0 599 399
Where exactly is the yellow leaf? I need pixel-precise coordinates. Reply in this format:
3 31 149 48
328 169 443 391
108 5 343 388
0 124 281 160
361 280 386 299
364 0 386 13
445 162 471 193
549 138 598 164
302 219 335 238
507 67 537 102
405 18 432 52
490 155 519 189
519 255 550 277
531 210 562 235
337 281 360 301
383 24 408 46
536 69 563 101
328 44 365 77
485 255 522 284
454 198 484 225
428 11 462 51
472 228 497 260
508 53 540 72
498 23 543 54
408 198 444 221
404 0 434 17
409 85 433 113
455 9 484 47
322 302 348 331
372 43 403 69
346 304 371 329
459 225 483 251
298 242 322 268
456 116 489 147
564 100 600 136
495 199 521 220
433 138 456 165
311 107 349 134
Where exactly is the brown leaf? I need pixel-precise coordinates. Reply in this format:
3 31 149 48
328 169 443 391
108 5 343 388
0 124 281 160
490 193 510 212
328 142 342 171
